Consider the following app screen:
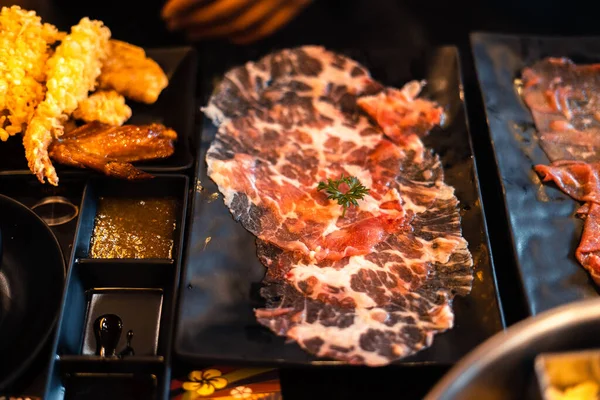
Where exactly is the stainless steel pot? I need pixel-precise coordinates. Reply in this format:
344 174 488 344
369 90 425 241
426 297 600 400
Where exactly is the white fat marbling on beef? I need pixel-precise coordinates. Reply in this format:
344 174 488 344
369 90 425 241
207 92 410 262
261 194 470 311
204 46 473 366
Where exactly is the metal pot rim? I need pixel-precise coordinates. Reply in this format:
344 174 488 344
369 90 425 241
426 297 600 399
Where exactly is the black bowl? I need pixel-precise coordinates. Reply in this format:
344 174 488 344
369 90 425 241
0 194 66 390
425 297 600 400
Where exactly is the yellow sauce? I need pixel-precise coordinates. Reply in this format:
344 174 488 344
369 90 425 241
89 197 177 259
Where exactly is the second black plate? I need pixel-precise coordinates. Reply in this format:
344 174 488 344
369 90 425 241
175 46 504 366
470 32 600 315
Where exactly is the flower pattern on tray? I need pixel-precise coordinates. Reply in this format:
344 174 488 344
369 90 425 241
170 366 281 400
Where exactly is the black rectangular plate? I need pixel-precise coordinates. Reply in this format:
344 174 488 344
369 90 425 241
175 46 504 366
0 46 197 176
470 32 600 315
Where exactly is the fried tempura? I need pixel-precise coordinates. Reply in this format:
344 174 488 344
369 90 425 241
24 17 111 185
0 6 173 185
73 90 132 126
0 6 61 141
98 40 168 104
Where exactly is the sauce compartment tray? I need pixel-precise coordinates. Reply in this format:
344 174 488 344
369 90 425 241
43 174 189 399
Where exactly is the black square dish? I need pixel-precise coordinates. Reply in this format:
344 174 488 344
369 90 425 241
175 46 505 366
72 175 188 261
0 46 197 177
80 288 163 356
470 32 600 315
53 262 173 359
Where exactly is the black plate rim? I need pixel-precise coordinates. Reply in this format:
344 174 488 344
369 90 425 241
454 45 507 328
469 31 536 317
174 45 504 366
0 193 66 391
469 31 532 316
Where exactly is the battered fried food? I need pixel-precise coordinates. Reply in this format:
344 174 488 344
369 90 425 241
0 6 61 141
23 17 111 185
98 40 168 104
73 90 132 126
0 6 174 185
48 121 177 180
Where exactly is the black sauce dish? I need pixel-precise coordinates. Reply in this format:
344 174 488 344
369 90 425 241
0 194 66 391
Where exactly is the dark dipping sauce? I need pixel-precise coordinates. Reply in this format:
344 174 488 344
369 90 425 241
89 197 177 259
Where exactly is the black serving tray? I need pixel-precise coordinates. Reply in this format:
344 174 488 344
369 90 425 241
175 45 505 366
62 373 159 400
470 32 600 315
41 175 190 399
0 46 197 176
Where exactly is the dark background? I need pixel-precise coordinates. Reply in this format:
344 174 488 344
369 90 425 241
6 0 600 398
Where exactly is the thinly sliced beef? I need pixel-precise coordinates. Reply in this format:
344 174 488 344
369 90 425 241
203 46 380 126
257 195 469 308
207 108 411 261
357 80 444 149
256 239 471 366
526 58 600 285
255 282 454 366
256 156 468 311
254 164 472 365
521 57 600 162
535 161 600 284
204 46 473 365
538 130 600 163
534 161 600 204
576 203 600 284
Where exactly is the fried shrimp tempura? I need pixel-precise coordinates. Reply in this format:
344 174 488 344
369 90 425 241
24 17 111 185
0 6 60 141
98 40 168 104
73 90 132 126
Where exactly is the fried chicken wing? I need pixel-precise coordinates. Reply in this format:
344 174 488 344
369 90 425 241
48 121 177 180
24 17 111 185
73 90 132 126
98 40 168 104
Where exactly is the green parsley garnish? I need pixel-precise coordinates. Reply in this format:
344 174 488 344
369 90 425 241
317 174 370 218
